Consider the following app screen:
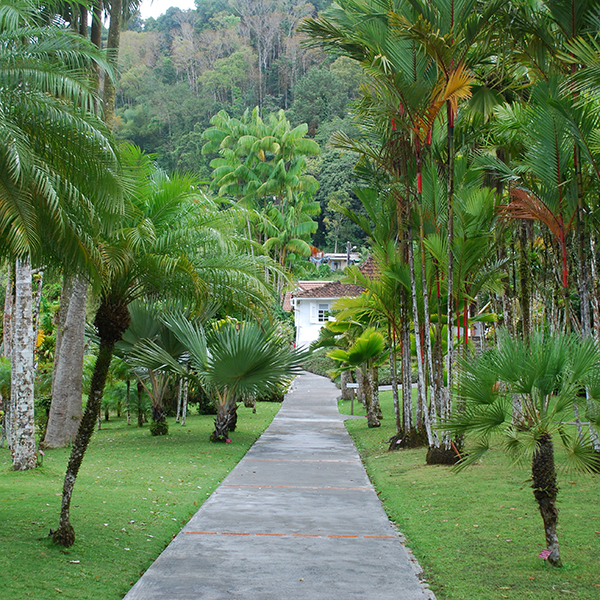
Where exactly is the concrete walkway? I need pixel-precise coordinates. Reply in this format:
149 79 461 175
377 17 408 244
124 372 434 600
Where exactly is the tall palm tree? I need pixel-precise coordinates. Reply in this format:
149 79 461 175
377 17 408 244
51 147 276 546
0 0 122 470
301 0 503 459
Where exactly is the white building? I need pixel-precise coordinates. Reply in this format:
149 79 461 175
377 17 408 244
292 280 363 348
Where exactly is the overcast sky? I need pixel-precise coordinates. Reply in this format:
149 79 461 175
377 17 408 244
138 0 197 20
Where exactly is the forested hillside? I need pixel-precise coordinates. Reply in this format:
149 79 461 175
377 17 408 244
115 0 366 252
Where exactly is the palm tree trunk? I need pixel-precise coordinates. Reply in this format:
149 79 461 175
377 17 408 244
181 377 188 426
340 370 354 401
388 325 401 435
103 0 122 130
53 298 130 547
589 235 600 344
407 223 433 445
11 257 36 471
418 204 439 445
363 366 380 428
519 223 531 339
175 378 182 423
3 261 13 359
400 290 413 432
137 380 144 427
126 378 131 425
532 433 562 567
43 275 87 448
371 365 382 420
356 368 366 408
445 101 456 438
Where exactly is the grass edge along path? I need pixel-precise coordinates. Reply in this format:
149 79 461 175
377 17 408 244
0 403 280 599
340 392 600 600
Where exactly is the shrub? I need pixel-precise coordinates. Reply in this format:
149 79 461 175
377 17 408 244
149 420 168 436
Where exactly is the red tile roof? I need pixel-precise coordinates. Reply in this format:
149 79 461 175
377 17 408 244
294 281 364 299
358 255 379 279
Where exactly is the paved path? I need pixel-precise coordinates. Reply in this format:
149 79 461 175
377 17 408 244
124 372 434 600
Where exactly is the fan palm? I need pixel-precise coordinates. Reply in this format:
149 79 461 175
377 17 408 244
328 327 386 428
451 329 600 567
132 316 306 442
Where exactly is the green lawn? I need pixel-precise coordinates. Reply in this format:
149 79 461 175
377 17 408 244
340 393 600 600
0 403 280 599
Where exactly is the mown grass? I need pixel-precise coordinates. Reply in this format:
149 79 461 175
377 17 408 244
0 403 280 599
339 393 600 600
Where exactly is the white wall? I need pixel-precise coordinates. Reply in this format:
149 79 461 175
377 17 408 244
294 298 332 348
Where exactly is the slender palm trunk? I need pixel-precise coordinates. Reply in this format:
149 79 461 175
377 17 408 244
418 204 438 445
589 236 600 344
175 378 182 423
445 101 456 450
53 298 130 547
126 379 131 425
356 368 366 408
102 0 122 130
341 370 353 401
11 257 36 470
407 223 433 445
532 433 562 567
400 290 413 432
371 365 382 420
181 377 188 426
388 324 401 435
519 223 531 339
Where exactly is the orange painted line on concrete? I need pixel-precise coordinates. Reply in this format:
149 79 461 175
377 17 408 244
185 531 396 540
245 458 357 464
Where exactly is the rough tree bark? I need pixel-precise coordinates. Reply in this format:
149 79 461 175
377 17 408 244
43 275 87 448
532 433 562 567
52 298 130 547
181 377 188 426
362 366 380 428
11 257 36 471
3 261 13 359
340 370 354 401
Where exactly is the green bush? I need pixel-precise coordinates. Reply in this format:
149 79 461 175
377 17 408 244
301 348 337 379
149 420 168 436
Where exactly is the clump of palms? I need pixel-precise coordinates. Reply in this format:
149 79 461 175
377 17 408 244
132 315 306 442
328 327 386 428
451 330 600 567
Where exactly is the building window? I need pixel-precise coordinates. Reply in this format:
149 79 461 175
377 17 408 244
318 303 329 322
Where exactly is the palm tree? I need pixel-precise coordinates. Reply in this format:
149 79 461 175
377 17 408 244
0 0 121 262
0 0 122 470
328 327 386 428
451 329 600 567
51 147 276 546
132 316 306 442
